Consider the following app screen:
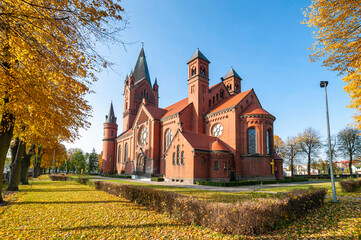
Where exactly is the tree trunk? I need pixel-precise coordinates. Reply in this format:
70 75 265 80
307 152 311 176
349 153 353 177
33 146 42 178
0 111 15 202
7 138 25 191
20 144 35 185
290 158 294 178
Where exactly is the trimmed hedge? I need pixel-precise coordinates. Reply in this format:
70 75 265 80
102 174 131 179
196 177 308 187
49 174 67 181
151 177 164 182
339 178 361 192
94 180 326 235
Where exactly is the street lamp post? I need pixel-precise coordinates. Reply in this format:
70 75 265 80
320 81 338 202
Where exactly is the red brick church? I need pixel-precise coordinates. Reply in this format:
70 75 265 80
102 48 283 183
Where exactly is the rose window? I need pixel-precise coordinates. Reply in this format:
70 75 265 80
212 123 223 137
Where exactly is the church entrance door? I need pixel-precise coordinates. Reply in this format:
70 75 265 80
136 154 145 174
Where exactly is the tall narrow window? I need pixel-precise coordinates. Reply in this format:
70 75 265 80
181 151 185 165
172 152 176 165
248 128 257 154
124 143 128 162
267 130 271 154
220 90 224 99
118 146 121 163
214 161 219 170
177 145 180 165
165 129 172 150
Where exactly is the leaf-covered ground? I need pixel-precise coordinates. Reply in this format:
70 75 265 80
1 178 360 239
0 181 235 239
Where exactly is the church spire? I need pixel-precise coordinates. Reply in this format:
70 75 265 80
105 102 116 124
133 47 151 85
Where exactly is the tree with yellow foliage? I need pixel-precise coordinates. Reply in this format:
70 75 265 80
0 0 125 202
303 0 361 129
273 135 285 159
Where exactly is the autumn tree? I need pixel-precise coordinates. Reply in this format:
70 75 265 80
337 127 361 176
303 1 361 129
297 127 322 176
284 137 300 178
20 143 35 185
7 138 25 191
41 143 67 172
69 148 86 173
0 0 125 202
273 135 286 159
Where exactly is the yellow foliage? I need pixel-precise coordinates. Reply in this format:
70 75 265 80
303 0 361 130
41 143 67 169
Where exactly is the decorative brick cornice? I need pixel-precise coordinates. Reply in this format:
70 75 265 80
240 114 275 121
205 106 235 118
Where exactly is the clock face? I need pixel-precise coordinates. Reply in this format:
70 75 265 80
212 123 223 137
139 127 148 145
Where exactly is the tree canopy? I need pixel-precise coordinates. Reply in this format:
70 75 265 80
303 0 361 129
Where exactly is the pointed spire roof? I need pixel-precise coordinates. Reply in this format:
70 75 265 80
187 49 210 64
224 67 242 80
105 102 116 124
133 47 151 85
154 77 158 86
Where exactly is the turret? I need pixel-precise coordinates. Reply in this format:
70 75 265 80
187 49 210 133
223 67 242 95
153 77 159 97
102 102 118 174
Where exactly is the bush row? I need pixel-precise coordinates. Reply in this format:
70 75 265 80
94 180 326 235
101 174 131 179
339 178 361 192
196 177 308 187
49 174 67 181
151 177 164 182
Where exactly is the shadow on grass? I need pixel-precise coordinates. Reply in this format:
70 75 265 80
10 200 126 205
21 188 96 193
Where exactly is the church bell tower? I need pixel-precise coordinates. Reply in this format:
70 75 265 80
102 102 118 174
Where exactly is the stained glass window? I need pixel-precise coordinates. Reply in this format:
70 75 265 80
267 130 271 155
139 127 148 145
248 128 257 154
165 129 172 150
172 152 176 165
181 151 185 165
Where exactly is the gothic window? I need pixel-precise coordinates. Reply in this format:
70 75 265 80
214 161 219 170
191 67 196 76
118 146 121 163
212 123 223 137
172 152 176 165
200 66 206 76
165 129 172 150
181 151 185 165
124 143 128 162
139 127 148 145
248 128 257 154
177 145 180 165
267 130 271 155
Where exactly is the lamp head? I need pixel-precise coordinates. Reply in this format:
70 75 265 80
320 81 328 88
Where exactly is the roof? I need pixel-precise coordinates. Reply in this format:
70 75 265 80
117 128 132 138
105 102 116 124
133 47 151 85
187 49 210 64
162 98 190 119
208 89 252 114
242 103 273 116
144 105 167 120
224 67 242 80
181 131 229 152
273 153 283 160
209 82 222 92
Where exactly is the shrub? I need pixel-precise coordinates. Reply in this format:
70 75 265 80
77 177 89 184
339 179 361 192
151 177 164 182
94 181 327 235
102 174 131 179
49 174 67 181
196 177 308 187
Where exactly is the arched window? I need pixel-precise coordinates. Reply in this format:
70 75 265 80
200 66 206 76
172 152 176 165
267 130 271 154
181 151 185 165
235 83 239 91
224 161 227 170
192 67 196 76
177 145 180 165
118 146 121 163
124 143 128 162
209 100 211 107
220 90 224 98
214 161 219 170
111 131 113 136
165 129 172 150
248 128 257 154
246 100 249 105
216 94 219 101
213 96 215 104
227 84 231 90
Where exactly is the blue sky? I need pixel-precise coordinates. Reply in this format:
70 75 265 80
65 0 354 159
